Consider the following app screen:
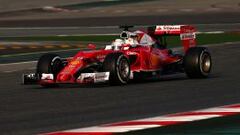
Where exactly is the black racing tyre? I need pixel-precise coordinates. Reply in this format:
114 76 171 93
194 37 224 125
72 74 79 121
103 53 130 85
184 47 212 78
36 54 64 87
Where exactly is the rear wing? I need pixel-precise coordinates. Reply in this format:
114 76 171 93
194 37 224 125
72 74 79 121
148 25 197 52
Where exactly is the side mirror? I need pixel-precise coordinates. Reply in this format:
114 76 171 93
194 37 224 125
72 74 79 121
88 44 96 50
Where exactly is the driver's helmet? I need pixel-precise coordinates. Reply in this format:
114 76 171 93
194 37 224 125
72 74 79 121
112 39 124 50
133 30 155 46
124 32 139 47
125 37 138 47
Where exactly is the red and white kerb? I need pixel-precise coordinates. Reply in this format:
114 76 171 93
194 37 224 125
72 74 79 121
45 103 240 135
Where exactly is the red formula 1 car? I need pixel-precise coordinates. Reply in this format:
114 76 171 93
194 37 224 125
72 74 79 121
23 25 212 87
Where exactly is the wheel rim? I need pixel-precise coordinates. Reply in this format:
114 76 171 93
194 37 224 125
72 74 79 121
201 52 211 73
51 57 63 75
118 58 130 79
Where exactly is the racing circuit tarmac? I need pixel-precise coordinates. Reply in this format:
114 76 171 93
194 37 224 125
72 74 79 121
0 12 239 37
0 43 240 134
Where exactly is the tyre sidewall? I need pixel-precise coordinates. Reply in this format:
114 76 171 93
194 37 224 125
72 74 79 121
37 54 62 76
199 50 211 76
116 54 130 84
103 53 130 85
36 54 63 87
184 47 211 78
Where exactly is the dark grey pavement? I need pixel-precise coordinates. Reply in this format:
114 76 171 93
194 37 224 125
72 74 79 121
0 12 239 37
0 43 240 134
0 13 239 27
0 23 240 37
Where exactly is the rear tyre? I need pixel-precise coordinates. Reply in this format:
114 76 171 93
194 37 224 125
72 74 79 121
103 53 130 85
184 47 212 78
37 53 64 87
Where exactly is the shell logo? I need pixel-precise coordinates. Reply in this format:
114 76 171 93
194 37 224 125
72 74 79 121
71 60 80 65
151 54 160 66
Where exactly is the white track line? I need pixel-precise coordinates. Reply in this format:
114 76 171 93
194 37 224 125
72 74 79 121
65 125 160 133
45 103 240 135
0 48 81 58
0 61 36 66
135 115 220 122
197 108 240 113
3 70 19 73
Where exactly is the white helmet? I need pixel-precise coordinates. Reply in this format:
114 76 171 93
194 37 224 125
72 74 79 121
112 39 124 50
125 37 138 47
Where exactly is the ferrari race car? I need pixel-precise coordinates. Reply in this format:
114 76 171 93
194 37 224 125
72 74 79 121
23 25 212 87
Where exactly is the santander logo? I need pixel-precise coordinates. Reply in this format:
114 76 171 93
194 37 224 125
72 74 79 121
156 25 181 31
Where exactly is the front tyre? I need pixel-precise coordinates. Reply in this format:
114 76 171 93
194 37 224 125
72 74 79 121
184 47 212 78
103 53 130 85
37 53 64 87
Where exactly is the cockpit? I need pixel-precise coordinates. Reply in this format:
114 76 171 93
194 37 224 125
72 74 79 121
105 30 155 50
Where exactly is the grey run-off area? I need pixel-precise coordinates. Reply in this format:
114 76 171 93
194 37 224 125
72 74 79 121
0 23 239 37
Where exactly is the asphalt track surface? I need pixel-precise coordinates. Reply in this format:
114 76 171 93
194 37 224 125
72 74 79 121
1 23 240 37
0 12 239 37
0 43 240 134
0 12 239 27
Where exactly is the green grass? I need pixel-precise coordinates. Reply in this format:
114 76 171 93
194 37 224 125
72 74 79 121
1 33 239 47
197 33 240 45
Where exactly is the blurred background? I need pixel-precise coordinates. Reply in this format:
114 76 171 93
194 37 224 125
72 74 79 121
0 0 239 25
0 0 239 20
0 1 240 135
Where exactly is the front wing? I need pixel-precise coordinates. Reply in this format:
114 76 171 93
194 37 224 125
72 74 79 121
22 72 110 85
